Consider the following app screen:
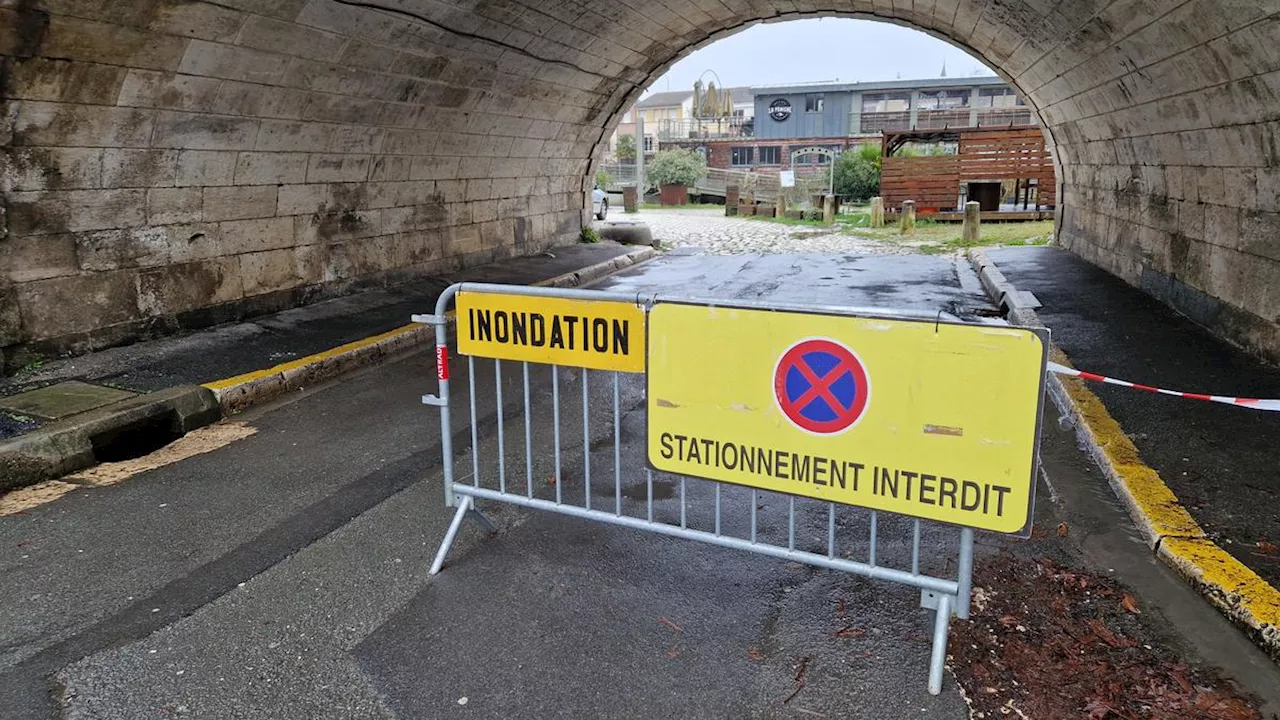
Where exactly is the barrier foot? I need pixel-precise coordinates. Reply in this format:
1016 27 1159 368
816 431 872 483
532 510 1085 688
927 594 953 695
430 496 474 575
468 504 498 534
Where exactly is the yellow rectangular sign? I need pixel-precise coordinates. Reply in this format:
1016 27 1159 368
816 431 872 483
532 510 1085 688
647 303 1047 533
456 290 646 373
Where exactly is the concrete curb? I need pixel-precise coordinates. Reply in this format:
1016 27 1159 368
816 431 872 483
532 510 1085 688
0 246 657 493
0 385 219 492
967 249 1280 663
203 245 658 414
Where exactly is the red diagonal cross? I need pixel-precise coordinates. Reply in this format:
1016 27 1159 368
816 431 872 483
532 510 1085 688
791 357 849 414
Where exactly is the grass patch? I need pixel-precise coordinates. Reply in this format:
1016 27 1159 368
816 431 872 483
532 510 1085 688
743 214 829 227
847 219 1054 254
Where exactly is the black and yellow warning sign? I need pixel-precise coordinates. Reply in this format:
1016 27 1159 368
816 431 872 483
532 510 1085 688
456 290 645 373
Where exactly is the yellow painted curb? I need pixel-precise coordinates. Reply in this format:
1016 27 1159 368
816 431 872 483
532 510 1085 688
968 249 1280 661
202 246 658 412
1048 348 1280 663
1049 348 1204 543
1159 537 1280 661
202 324 421 392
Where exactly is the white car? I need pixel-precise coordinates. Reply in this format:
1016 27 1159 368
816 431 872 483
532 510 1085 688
591 185 608 220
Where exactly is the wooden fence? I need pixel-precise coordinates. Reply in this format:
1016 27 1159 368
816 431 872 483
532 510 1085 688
880 126 1055 211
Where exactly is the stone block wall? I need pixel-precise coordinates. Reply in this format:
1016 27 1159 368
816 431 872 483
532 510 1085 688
0 0 611 369
4 0 1280 367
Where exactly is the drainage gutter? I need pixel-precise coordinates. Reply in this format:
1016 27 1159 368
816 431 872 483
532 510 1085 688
0 385 219 492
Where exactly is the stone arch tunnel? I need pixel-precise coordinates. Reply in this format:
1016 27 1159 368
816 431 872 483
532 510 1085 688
1 1 1278 370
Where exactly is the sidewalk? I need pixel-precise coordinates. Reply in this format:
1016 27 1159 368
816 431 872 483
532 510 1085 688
985 246 1280 604
0 242 654 489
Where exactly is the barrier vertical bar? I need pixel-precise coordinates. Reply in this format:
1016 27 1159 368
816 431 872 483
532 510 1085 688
827 504 836 559
912 520 922 575
869 511 878 567
523 362 533 498
750 490 758 544
680 477 687 529
495 359 506 494
432 311 453 507
646 469 654 522
613 372 621 516
583 370 591 510
714 485 721 536
552 365 562 505
956 528 974 620
468 356 479 488
788 497 796 551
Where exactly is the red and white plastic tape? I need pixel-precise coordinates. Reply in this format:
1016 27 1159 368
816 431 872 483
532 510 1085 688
1048 362 1280 412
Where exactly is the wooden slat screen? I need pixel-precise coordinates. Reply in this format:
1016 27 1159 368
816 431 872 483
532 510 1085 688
878 126 1055 210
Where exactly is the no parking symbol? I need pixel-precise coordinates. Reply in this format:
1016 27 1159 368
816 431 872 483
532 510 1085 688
773 339 870 435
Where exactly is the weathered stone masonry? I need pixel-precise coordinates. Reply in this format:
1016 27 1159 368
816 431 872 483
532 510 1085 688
2 1 1279 369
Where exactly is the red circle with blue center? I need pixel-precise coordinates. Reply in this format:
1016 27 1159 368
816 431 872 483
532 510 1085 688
773 338 870 435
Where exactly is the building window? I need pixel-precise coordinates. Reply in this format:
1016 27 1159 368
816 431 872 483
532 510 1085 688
805 95 824 112
975 87 1022 108
643 136 654 152
917 89 970 110
757 146 780 165
731 146 754 166
862 92 910 113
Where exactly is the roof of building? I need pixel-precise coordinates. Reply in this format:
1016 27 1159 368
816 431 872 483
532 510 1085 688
636 86 754 108
752 75 1008 96
635 90 694 108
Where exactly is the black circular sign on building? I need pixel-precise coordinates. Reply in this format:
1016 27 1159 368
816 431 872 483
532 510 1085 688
768 98 793 122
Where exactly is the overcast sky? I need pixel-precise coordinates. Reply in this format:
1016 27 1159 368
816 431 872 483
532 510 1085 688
641 18 995 96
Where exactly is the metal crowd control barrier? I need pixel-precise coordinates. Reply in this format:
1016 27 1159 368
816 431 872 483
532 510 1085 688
415 282 1047 696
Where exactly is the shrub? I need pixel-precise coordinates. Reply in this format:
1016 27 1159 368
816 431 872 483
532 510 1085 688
595 168 613 189
833 144 882 202
615 134 637 161
646 148 707 188
580 226 600 243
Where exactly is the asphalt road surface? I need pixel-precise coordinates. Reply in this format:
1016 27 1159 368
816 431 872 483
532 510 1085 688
2 251 1278 718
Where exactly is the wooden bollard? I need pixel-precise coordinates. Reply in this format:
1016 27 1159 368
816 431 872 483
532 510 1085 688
822 194 835 225
963 201 980 244
900 200 916 234
870 196 885 228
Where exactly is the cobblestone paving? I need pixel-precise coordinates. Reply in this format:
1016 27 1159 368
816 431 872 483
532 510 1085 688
619 208 908 255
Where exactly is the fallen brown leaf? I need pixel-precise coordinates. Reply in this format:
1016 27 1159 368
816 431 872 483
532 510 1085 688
836 598 845 617
834 624 866 638
783 656 812 704
793 656 811 682
546 476 557 486
666 649 679 659
658 616 683 632
1121 594 1141 614
1257 540 1279 555
747 647 764 662
1057 522 1069 537
1084 618 1136 648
